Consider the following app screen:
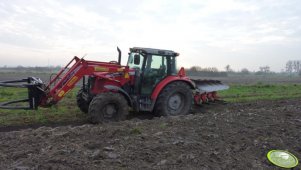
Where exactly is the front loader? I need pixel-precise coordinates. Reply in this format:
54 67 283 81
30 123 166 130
0 47 229 123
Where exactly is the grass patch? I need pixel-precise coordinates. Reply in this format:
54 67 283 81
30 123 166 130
0 87 26 102
130 127 142 135
159 123 167 129
0 87 87 126
219 83 301 102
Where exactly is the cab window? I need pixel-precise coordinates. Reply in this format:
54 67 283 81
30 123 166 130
127 53 143 69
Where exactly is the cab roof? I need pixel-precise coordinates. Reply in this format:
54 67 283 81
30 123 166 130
130 47 179 57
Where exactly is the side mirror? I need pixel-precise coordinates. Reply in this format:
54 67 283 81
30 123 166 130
134 54 140 65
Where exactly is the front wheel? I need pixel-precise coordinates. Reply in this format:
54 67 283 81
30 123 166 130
154 81 192 116
88 92 129 123
76 88 89 113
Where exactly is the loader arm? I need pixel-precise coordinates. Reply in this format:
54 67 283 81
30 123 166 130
0 56 129 109
40 56 129 107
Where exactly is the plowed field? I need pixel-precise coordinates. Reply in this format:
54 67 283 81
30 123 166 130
1 99 300 169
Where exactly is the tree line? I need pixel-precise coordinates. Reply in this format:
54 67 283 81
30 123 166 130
0 66 62 73
187 60 301 77
186 66 227 77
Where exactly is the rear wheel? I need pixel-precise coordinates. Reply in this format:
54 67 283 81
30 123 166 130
76 88 89 113
154 81 192 116
88 92 129 123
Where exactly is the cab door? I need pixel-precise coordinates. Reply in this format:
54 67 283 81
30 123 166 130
141 54 167 95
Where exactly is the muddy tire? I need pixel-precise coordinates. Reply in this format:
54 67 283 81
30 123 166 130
76 88 89 113
154 81 192 116
88 92 129 123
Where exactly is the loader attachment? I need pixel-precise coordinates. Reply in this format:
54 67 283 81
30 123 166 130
0 77 45 110
192 79 229 93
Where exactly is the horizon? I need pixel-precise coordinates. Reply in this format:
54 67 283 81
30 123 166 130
0 63 299 73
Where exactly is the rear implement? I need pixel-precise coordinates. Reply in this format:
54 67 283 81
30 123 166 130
193 79 229 93
192 79 229 105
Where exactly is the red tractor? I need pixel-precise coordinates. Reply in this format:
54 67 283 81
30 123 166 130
0 47 228 123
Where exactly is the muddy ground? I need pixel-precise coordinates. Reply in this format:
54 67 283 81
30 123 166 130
0 98 300 169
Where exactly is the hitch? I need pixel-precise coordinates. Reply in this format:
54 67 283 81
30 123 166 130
0 77 45 110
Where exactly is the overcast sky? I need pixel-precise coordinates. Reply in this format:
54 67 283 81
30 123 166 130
0 0 300 72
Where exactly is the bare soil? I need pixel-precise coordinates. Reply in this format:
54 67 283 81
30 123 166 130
0 98 300 170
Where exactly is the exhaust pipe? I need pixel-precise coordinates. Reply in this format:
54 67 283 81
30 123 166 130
117 46 121 65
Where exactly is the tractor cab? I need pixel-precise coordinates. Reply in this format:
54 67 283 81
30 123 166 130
127 47 179 95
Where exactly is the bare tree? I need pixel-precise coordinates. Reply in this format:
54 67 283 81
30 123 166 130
189 66 202 72
259 66 270 73
286 60 293 73
241 68 250 74
285 60 301 74
225 65 233 72
292 60 301 73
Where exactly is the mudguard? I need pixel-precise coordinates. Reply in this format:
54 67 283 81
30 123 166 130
104 85 133 107
151 76 195 100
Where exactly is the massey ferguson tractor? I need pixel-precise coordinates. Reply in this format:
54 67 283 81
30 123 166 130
0 47 228 123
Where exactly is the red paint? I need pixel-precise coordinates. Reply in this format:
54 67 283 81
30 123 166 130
40 57 132 107
212 91 219 100
201 93 208 103
207 93 215 101
151 75 194 100
177 67 186 77
194 93 201 105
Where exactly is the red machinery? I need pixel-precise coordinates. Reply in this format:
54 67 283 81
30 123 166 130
0 47 228 123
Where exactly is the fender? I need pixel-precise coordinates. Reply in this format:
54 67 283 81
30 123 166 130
104 85 133 107
151 76 195 100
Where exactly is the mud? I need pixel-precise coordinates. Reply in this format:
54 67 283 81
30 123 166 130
0 98 300 169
